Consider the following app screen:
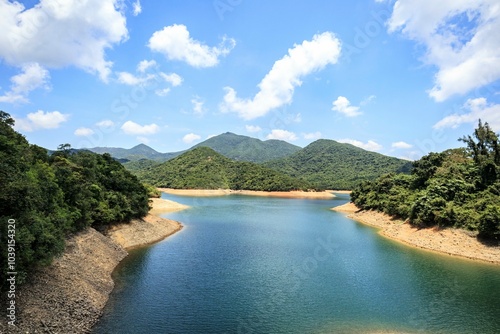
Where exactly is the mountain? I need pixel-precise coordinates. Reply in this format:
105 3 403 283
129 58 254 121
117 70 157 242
88 144 182 162
89 133 300 163
134 147 313 191
193 132 301 162
264 139 412 190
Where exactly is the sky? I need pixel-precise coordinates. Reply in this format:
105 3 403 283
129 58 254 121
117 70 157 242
1 0 500 160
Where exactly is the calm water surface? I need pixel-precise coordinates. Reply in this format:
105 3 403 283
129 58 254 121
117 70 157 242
93 194 500 334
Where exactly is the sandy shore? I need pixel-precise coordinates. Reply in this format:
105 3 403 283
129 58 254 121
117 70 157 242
158 188 336 199
1 199 188 333
333 202 500 265
149 197 190 215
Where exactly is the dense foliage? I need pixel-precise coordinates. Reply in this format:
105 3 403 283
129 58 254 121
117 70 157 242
264 139 412 190
192 132 301 162
91 132 301 163
351 121 500 240
0 112 150 289
134 146 314 191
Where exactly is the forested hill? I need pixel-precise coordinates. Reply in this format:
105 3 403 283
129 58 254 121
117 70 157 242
351 121 500 240
89 132 301 163
133 146 313 191
0 111 150 290
193 132 301 162
264 139 412 190
88 144 182 162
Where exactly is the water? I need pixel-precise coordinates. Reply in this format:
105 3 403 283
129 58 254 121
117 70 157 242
93 194 500 334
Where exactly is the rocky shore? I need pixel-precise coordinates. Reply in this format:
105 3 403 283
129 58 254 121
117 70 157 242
333 202 500 265
1 199 186 333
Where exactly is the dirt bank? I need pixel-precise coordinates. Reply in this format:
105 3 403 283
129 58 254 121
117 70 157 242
333 202 500 265
1 199 187 333
158 188 336 199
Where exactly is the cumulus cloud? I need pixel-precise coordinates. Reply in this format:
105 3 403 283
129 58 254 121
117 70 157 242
392 141 413 149
183 133 201 144
132 0 142 16
387 0 500 101
303 131 322 140
121 121 160 135
74 127 94 136
245 125 262 133
0 0 128 82
14 110 69 132
96 120 115 128
137 59 157 73
160 72 183 87
266 129 298 141
148 24 235 68
433 97 500 131
332 96 362 117
338 138 383 152
191 96 205 116
221 32 341 120
0 63 50 103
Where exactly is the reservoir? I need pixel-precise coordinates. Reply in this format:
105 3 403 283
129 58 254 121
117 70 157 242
93 193 500 333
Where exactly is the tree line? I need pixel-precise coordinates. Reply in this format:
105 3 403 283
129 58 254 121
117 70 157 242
351 121 500 240
0 111 150 290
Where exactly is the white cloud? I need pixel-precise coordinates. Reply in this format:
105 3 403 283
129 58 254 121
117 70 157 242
360 95 376 106
121 121 160 135
392 141 413 149
160 72 183 87
14 110 69 132
155 88 171 96
387 0 500 101
433 97 500 131
96 119 115 128
137 59 156 73
303 131 322 140
0 63 50 103
74 127 94 136
221 32 341 120
245 125 262 133
191 96 205 116
132 0 142 16
0 0 128 82
266 129 298 141
183 133 201 144
332 96 362 117
148 24 235 68
116 71 153 85
338 138 383 152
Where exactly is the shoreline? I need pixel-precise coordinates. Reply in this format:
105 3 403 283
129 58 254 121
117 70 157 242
332 202 500 265
3 198 187 333
158 188 336 199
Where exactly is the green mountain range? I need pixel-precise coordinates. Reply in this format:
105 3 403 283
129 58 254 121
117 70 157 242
134 146 313 191
88 132 300 163
193 132 301 162
264 139 412 190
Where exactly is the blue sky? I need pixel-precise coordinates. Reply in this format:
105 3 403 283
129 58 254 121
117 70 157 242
1 0 499 160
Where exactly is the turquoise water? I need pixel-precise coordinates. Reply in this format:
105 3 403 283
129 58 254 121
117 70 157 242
93 194 500 334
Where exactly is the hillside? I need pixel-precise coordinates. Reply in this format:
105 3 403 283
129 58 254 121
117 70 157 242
134 147 313 191
264 139 412 190
88 144 182 162
89 132 301 163
193 132 301 162
351 121 500 240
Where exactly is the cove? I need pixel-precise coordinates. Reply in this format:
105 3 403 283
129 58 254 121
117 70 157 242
93 193 500 334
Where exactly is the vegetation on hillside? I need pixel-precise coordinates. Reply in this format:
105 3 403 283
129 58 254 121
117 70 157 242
133 146 314 191
193 132 301 162
351 121 500 240
0 112 150 289
264 139 412 190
